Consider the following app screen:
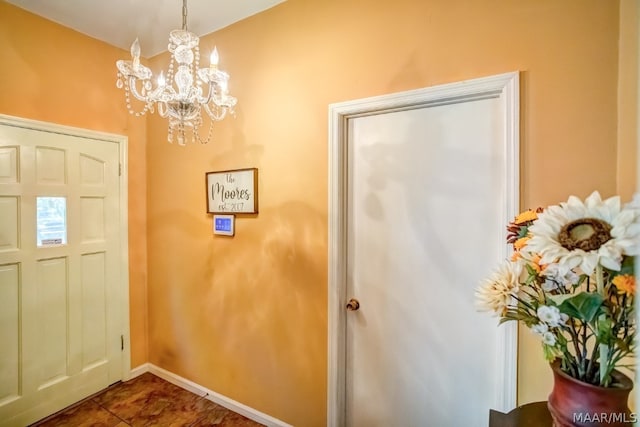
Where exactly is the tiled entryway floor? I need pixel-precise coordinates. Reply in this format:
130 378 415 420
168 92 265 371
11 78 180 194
30 373 265 427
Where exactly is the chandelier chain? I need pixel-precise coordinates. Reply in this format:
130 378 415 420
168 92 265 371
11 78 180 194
182 0 188 31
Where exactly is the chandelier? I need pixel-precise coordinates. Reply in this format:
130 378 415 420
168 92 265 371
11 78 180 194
116 0 237 145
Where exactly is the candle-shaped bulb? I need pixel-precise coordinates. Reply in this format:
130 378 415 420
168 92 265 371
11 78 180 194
131 38 141 69
210 47 219 69
157 71 166 87
131 38 141 58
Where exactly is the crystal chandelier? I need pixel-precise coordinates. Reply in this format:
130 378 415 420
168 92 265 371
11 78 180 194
116 0 237 145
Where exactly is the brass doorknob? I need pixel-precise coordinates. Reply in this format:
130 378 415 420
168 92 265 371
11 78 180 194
346 298 360 311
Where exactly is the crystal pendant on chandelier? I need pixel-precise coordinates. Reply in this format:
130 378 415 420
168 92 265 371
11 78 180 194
115 0 237 145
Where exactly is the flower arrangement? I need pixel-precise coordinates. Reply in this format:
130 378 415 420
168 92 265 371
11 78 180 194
476 191 640 387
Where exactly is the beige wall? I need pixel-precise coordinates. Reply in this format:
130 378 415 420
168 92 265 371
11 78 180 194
1 0 635 426
145 0 623 424
618 0 639 199
0 1 149 367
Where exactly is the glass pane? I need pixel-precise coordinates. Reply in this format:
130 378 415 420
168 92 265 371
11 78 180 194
36 197 67 247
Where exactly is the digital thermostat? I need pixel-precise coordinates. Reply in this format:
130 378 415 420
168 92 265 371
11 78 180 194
213 214 234 236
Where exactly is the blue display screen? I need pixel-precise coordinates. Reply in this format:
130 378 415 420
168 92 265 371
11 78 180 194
215 217 232 232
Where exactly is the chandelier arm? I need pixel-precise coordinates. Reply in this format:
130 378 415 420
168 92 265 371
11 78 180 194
216 108 228 121
197 81 214 105
202 102 217 121
128 76 151 102
156 101 169 118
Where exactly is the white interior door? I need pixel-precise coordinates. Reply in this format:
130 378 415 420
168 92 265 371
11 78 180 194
0 119 127 426
328 73 519 427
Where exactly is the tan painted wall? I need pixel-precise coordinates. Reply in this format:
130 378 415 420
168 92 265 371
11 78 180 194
0 2 149 367
618 0 639 199
0 0 632 425
144 0 622 424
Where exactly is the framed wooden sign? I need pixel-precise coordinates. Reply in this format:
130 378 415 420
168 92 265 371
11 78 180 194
206 168 258 214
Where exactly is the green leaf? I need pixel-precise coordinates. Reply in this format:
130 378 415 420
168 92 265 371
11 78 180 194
596 317 613 342
556 333 568 346
547 294 573 306
542 344 562 362
500 309 538 325
557 292 604 323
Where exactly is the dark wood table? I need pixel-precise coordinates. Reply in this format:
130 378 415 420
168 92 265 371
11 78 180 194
489 402 553 427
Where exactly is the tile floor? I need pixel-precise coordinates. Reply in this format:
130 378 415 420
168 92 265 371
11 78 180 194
30 373 265 427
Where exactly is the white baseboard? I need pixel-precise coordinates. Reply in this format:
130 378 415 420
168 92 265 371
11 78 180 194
129 363 150 379
129 363 292 427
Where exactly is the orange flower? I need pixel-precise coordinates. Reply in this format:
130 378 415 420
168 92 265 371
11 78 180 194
530 254 543 273
514 209 540 225
507 208 543 245
514 237 530 251
613 275 635 297
511 251 543 273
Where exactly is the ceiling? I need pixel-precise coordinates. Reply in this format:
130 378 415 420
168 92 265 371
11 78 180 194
6 0 286 57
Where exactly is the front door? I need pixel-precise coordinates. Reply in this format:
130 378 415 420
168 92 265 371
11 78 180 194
0 118 126 426
328 73 520 426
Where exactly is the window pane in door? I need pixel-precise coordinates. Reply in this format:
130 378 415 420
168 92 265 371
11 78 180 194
37 196 67 246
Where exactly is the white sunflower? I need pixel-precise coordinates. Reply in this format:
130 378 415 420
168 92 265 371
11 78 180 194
525 191 640 274
475 260 522 316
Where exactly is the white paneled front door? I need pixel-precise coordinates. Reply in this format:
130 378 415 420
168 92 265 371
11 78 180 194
328 73 520 426
0 117 128 426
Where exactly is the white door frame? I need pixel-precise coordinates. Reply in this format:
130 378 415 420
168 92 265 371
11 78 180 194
327 72 520 426
0 113 131 381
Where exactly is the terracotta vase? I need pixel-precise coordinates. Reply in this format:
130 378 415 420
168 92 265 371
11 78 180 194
547 362 634 427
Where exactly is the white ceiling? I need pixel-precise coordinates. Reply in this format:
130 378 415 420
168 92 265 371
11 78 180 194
6 0 286 57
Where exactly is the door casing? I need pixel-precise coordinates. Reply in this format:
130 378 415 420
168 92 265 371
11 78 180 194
327 72 520 426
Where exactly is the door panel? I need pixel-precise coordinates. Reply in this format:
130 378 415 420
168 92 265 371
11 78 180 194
0 146 18 184
0 122 123 426
36 257 69 387
81 198 106 241
336 76 517 427
0 263 20 404
36 147 66 185
81 252 108 369
0 197 18 250
80 154 106 186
